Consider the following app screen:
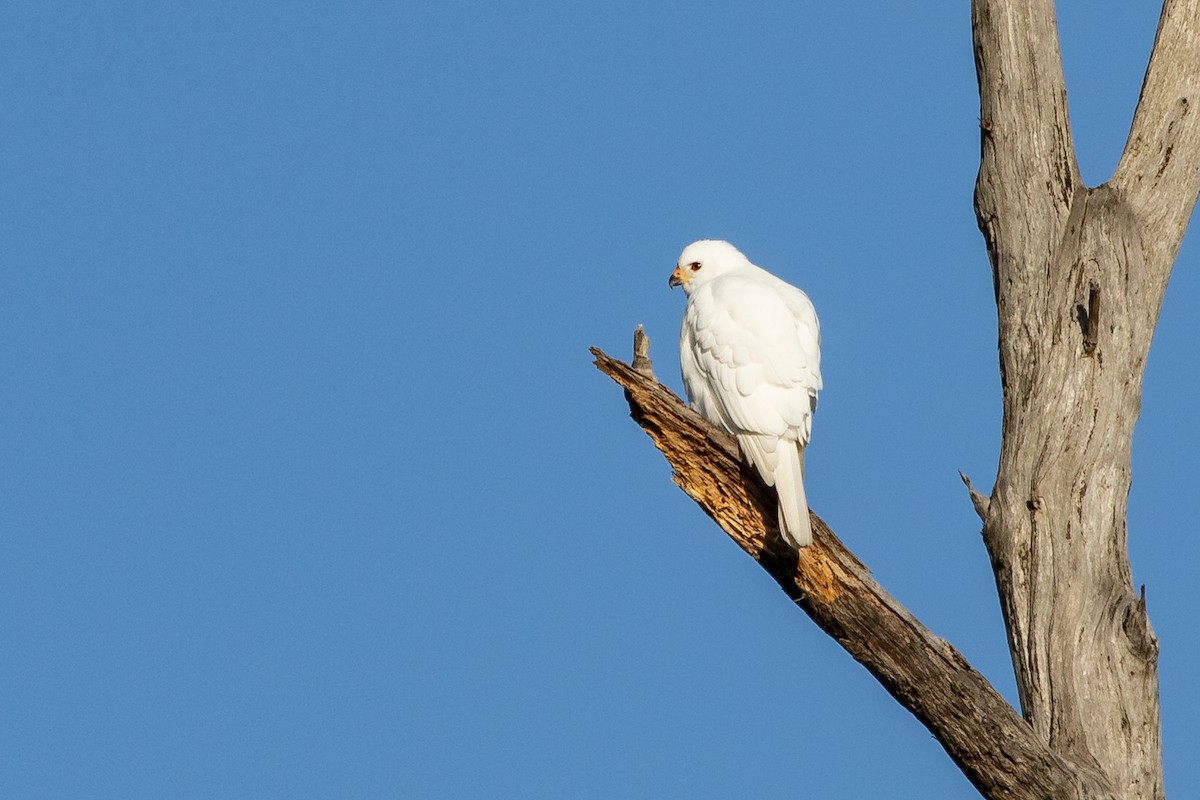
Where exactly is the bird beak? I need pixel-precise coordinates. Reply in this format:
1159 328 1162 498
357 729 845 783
669 266 684 288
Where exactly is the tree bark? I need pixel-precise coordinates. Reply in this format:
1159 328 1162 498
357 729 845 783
974 0 1200 797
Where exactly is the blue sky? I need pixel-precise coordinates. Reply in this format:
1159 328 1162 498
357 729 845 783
2 2 1196 798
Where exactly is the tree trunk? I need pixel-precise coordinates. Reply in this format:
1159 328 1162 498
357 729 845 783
973 0 1200 796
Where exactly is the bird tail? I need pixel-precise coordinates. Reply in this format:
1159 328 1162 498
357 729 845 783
774 443 812 548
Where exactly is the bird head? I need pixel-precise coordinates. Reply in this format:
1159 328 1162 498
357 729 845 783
669 240 751 293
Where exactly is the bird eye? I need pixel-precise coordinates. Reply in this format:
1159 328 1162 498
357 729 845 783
689 262 702 272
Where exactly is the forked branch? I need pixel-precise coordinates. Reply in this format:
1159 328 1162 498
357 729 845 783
972 1 1192 796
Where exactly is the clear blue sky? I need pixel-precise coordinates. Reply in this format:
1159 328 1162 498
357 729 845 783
2 2 1196 798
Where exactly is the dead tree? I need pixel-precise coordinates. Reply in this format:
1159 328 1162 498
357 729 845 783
592 2 1200 798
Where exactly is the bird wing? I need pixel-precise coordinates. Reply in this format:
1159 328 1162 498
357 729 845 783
682 273 821 445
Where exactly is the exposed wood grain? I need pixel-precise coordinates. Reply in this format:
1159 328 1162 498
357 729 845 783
592 343 1112 800
1114 0 1200 274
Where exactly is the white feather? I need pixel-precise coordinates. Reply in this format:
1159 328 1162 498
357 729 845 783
673 240 821 549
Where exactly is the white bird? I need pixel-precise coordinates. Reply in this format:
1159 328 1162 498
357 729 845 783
670 240 822 548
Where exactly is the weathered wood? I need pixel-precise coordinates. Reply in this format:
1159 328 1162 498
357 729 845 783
592 343 1111 800
973 0 1200 797
1114 0 1200 274
593 4 1198 796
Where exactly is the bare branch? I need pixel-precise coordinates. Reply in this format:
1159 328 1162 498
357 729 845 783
631 323 657 380
591 339 1113 800
973 0 1080 274
1112 0 1200 275
959 471 990 521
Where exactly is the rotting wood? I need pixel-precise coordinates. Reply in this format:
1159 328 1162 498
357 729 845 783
592 340 1111 800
